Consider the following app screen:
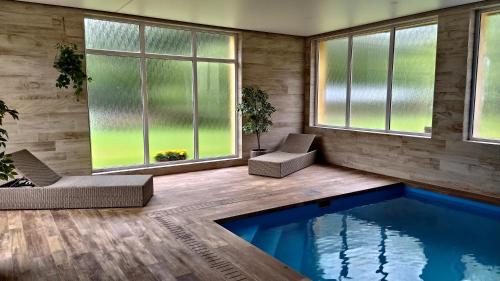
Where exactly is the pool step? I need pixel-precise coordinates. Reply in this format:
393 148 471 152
274 223 307 272
251 227 283 256
237 225 260 243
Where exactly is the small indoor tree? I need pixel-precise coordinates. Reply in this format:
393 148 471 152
0 100 19 181
237 87 276 157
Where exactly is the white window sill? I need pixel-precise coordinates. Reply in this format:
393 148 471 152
466 138 500 146
93 156 243 175
310 125 431 139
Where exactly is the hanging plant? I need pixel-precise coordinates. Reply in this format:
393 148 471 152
53 43 92 100
0 100 19 181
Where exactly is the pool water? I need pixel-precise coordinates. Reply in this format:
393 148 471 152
221 185 500 281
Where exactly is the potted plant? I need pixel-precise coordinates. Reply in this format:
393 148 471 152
237 87 276 158
154 149 188 162
53 43 92 100
0 100 19 181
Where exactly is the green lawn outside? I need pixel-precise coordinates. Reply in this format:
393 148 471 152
474 116 500 140
321 114 432 133
320 113 500 137
91 114 500 170
90 128 233 169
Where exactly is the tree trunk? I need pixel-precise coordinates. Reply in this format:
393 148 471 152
256 132 261 150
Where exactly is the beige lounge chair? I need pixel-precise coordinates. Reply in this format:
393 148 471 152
248 133 316 178
0 149 153 210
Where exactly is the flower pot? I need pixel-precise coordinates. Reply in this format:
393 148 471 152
155 155 187 162
250 149 268 158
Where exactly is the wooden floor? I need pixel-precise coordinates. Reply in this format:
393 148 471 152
0 164 398 281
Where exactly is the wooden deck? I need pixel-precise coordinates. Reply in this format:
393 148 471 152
0 164 399 281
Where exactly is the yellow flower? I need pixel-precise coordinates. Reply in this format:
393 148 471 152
157 149 188 156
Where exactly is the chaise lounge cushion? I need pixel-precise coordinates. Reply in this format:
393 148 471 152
248 133 317 178
249 151 316 178
47 175 152 189
279 133 315 153
0 149 154 210
250 151 307 163
9 149 61 186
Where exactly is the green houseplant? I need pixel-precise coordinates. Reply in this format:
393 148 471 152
0 100 19 181
53 43 91 100
154 149 188 162
237 87 276 158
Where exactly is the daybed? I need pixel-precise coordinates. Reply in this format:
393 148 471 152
248 133 316 178
0 149 153 210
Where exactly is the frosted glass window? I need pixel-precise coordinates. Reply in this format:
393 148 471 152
473 11 500 141
145 26 192 56
86 55 144 169
197 32 235 59
314 22 437 134
317 38 349 126
85 18 239 170
197 62 236 158
350 31 390 130
147 60 194 162
391 24 437 133
84 19 139 52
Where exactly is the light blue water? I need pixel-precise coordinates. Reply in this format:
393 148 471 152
222 187 500 281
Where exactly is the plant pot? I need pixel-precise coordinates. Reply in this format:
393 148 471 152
250 149 268 158
155 155 186 162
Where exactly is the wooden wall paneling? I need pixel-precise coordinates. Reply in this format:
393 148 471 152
0 0 305 176
241 32 305 158
305 2 500 198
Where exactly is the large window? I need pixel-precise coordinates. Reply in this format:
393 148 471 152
85 18 238 170
471 10 500 142
316 21 437 135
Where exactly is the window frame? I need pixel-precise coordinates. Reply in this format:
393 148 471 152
313 18 438 137
84 16 240 172
469 8 500 144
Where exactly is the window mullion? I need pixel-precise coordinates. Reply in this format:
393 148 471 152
139 23 150 165
346 35 353 128
313 39 320 126
234 35 240 157
386 27 396 132
192 31 200 160
469 11 482 140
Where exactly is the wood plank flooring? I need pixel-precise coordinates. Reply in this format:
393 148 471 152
0 164 399 281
